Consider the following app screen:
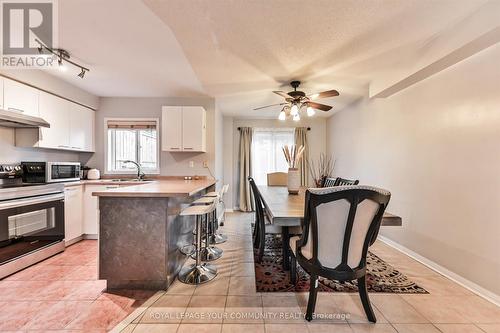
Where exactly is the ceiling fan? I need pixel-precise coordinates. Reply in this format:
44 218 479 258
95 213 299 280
254 81 339 121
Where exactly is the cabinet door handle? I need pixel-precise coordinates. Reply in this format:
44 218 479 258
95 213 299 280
8 107 24 113
71 146 82 149
170 147 180 150
184 147 193 150
58 145 69 148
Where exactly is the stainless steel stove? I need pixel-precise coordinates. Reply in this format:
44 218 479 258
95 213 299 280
0 163 65 279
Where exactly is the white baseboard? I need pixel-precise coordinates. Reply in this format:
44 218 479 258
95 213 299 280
83 234 98 240
379 236 500 307
225 208 234 213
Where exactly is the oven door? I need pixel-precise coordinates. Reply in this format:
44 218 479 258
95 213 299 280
48 164 80 182
0 193 64 264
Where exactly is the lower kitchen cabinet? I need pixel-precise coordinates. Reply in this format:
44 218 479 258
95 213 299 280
64 185 83 245
83 184 121 237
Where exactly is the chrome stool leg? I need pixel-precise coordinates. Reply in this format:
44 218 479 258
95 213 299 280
179 215 217 284
210 209 227 244
197 212 223 261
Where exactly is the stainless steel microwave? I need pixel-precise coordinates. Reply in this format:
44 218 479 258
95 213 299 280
22 162 81 183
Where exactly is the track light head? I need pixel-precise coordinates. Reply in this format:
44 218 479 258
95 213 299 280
77 68 86 79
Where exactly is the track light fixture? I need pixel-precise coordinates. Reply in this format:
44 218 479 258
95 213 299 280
35 38 90 79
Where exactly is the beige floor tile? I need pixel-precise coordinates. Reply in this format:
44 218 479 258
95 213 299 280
231 262 256 277
434 324 485 333
194 276 230 296
391 323 441 333
264 323 309 333
349 323 398 332
262 295 303 323
228 276 258 295
224 295 263 324
133 323 179 332
177 323 222 333
120 323 136 332
401 295 470 323
371 295 428 323
166 280 196 296
477 324 500 333
408 275 473 296
307 322 354 332
221 323 265 333
331 295 388 324
183 295 226 324
387 259 440 277
295 292 347 323
231 250 256 263
140 295 191 323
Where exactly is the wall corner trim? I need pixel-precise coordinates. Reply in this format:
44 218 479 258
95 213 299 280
379 235 500 307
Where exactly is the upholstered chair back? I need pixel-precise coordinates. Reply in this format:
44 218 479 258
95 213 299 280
299 186 390 271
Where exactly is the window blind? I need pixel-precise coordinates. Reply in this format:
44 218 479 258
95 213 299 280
106 120 157 129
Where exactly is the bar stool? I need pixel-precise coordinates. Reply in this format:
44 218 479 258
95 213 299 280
178 202 217 284
192 196 223 261
203 185 229 242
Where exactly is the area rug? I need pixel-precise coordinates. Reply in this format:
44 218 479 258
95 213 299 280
254 234 428 294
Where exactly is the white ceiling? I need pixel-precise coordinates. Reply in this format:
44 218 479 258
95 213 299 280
49 0 488 118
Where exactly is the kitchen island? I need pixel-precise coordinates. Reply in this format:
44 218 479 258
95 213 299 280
92 178 216 290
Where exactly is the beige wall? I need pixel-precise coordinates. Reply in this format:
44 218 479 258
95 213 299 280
326 43 500 297
87 97 220 179
224 117 327 210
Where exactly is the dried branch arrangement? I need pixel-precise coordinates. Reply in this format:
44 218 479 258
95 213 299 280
282 145 305 169
308 153 336 187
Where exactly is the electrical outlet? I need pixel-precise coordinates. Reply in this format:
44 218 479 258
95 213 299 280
203 161 208 168
189 161 194 168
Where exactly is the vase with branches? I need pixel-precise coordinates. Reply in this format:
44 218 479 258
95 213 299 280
308 153 336 187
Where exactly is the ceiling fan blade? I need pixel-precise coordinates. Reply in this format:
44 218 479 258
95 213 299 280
253 103 287 111
273 91 293 99
309 89 340 100
307 101 332 112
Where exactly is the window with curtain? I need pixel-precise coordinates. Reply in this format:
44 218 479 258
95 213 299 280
106 119 159 173
251 128 294 185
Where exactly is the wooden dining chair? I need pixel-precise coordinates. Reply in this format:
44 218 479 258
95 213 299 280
288 185 391 322
321 177 337 187
248 177 300 263
267 172 288 186
335 177 359 186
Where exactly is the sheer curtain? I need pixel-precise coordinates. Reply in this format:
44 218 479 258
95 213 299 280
251 128 294 185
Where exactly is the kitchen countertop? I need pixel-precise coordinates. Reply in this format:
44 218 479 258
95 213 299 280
91 179 216 198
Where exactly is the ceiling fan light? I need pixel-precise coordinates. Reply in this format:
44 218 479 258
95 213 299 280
309 93 319 100
278 110 286 120
293 113 300 121
307 106 315 117
290 104 299 116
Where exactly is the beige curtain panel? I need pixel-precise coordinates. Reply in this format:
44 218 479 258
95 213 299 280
294 127 309 187
238 127 254 212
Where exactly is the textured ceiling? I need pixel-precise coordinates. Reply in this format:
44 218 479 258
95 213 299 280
142 0 487 117
47 0 488 118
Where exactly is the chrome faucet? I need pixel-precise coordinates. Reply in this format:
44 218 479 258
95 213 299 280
123 160 145 180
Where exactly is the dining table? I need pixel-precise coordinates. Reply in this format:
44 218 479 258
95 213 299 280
257 185 402 270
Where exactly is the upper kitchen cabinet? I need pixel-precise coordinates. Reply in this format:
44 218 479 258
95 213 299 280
161 106 206 152
3 78 39 117
16 90 95 152
38 92 70 149
69 103 94 151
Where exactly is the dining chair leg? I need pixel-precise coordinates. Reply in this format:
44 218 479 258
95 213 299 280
281 226 290 270
253 222 260 249
290 254 297 285
305 274 318 321
358 275 377 323
257 225 265 263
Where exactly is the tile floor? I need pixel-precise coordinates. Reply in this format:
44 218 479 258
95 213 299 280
1 212 499 333
0 240 156 332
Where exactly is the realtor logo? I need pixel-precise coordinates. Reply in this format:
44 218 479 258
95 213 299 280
1 0 57 68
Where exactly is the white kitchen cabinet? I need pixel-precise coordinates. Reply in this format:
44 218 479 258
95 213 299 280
64 186 83 244
69 103 94 151
161 106 206 152
161 106 183 151
16 92 95 152
38 92 70 149
3 78 39 117
83 184 120 237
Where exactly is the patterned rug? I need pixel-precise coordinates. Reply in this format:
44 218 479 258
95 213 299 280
255 234 428 294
